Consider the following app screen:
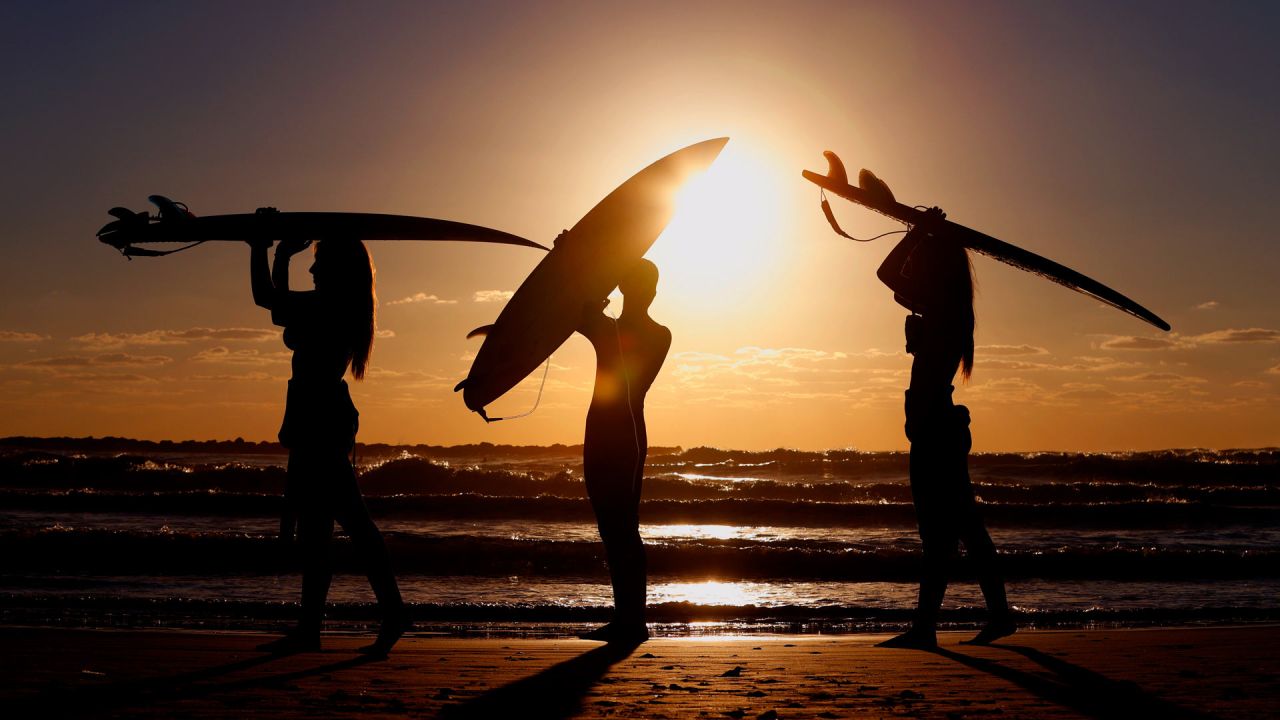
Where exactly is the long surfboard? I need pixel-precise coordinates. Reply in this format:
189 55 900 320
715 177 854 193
456 137 729 417
803 152 1170 331
97 198 546 256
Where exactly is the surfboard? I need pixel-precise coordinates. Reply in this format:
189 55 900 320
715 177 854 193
803 152 1170 331
97 197 547 256
456 137 729 417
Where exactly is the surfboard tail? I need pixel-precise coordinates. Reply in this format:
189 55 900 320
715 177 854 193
803 152 1171 332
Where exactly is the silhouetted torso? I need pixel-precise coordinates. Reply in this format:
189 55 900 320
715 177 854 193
275 292 354 384
272 292 357 451
579 310 671 476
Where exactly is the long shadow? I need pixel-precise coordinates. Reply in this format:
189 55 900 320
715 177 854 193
442 640 643 720
929 644 1215 720
24 650 381 716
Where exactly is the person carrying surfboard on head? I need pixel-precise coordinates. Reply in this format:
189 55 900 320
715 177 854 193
576 256 671 644
246 213 408 656
874 206 1015 649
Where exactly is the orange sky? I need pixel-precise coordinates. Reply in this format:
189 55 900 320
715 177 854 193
1 1 1277 450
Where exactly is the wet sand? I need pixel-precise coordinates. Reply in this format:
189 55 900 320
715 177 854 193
3 626 1275 718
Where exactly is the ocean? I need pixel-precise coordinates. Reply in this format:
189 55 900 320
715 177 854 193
1 437 1276 636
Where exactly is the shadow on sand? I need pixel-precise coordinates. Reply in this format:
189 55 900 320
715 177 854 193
442 640 643 720
930 643 1213 720
26 651 383 716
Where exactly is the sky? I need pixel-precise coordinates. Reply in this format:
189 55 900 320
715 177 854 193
1 1 1278 451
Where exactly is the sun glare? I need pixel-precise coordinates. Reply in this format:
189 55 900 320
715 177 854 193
644 143 784 313
650 580 757 607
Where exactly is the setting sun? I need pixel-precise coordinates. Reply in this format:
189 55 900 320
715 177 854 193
645 142 784 313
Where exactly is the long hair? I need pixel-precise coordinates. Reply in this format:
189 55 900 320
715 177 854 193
956 248 976 380
916 237 976 380
314 239 376 380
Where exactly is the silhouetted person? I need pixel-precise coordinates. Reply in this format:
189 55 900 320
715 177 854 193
576 258 671 644
247 222 407 656
875 207 1014 648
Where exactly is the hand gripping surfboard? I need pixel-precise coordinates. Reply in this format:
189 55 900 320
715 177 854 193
97 196 547 257
803 152 1170 331
456 137 730 418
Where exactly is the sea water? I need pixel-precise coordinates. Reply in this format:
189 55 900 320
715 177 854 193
1 439 1276 635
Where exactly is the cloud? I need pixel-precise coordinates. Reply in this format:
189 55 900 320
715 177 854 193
977 344 1049 356
1191 328 1280 344
375 329 396 338
73 327 277 348
1099 327 1280 351
188 371 277 382
667 346 879 405
1267 364 1280 376
0 331 48 342
1194 301 1219 310
1112 372 1207 383
980 358 1056 371
1099 336 1181 351
386 293 457 306
1054 383 1120 402
190 347 291 366
55 372 159 383
473 290 514 303
21 353 173 368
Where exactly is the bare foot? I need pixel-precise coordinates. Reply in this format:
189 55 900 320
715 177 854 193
359 612 412 657
961 618 1017 645
876 628 937 649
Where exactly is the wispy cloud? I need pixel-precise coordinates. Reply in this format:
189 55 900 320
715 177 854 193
1054 383 1121 402
0 331 49 343
1112 372 1207 383
1099 336 1182 351
1099 327 1280 351
21 353 173 368
190 347 291 366
977 344 1049 356
386 293 457 306
1194 300 1219 310
1192 328 1280 344
73 327 277 349
473 290 514 303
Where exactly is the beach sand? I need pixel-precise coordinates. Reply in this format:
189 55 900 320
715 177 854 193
3 626 1275 718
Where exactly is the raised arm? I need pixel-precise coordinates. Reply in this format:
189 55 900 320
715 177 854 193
576 298 613 342
249 240 274 310
877 207 946 311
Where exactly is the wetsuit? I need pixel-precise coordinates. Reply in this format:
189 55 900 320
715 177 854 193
579 309 671 623
273 292 402 631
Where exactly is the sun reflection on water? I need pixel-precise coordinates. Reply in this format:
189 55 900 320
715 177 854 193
644 524 744 541
649 580 759 606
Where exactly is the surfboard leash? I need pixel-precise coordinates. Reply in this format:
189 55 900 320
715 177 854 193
477 354 553 423
819 189 908 243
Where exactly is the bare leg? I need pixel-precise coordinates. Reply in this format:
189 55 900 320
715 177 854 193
328 460 407 655
959 516 1015 645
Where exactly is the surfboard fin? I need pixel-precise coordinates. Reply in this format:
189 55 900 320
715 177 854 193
148 195 195 221
465 324 495 340
858 169 895 205
821 151 848 187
